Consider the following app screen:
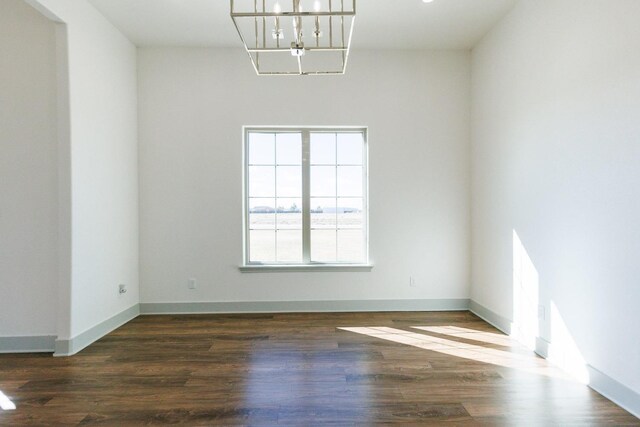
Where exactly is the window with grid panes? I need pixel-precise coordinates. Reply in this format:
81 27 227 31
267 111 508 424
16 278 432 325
244 127 368 265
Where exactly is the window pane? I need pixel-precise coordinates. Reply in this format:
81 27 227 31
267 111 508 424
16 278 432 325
311 198 336 229
246 128 367 266
311 229 336 262
337 229 365 262
250 230 275 262
276 166 302 197
277 230 302 263
249 166 275 197
311 166 336 197
337 198 363 229
310 133 336 164
249 133 275 165
277 198 302 229
337 166 362 197
337 133 363 165
276 133 302 165
249 198 275 229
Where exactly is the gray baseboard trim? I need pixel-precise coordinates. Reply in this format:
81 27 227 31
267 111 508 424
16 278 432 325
468 300 512 335
534 336 550 359
535 338 639 418
54 304 140 357
0 335 56 353
140 299 471 315
587 365 640 419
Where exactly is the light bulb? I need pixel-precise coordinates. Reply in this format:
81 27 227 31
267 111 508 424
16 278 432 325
422 0 434 3
314 0 321 12
274 2 281 13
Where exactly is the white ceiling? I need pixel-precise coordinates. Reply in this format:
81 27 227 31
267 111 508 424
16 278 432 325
88 0 517 50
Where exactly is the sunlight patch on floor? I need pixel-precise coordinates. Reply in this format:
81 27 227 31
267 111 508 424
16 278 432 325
0 390 16 411
338 326 571 380
411 326 517 347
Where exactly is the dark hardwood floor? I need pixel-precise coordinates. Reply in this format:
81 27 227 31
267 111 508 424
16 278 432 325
0 311 637 425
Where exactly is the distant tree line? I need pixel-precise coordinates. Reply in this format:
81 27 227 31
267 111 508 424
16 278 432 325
250 203 360 214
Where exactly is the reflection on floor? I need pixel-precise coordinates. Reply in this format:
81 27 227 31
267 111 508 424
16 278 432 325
0 311 637 425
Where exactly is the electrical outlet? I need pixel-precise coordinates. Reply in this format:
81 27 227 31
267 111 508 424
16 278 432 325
119 284 127 295
188 278 197 290
409 276 416 287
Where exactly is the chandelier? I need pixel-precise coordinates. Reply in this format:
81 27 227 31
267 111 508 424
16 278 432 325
230 0 356 76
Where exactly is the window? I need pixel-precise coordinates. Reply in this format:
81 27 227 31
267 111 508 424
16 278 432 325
244 127 368 267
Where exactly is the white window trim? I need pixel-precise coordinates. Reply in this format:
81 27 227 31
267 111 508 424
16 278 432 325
241 126 371 270
239 264 374 272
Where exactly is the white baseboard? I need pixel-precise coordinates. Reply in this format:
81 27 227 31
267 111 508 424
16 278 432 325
54 304 140 356
139 299 471 314
587 365 640 419
468 300 512 334
536 331 639 419
0 335 56 353
469 301 638 420
534 336 550 358
0 300 469 355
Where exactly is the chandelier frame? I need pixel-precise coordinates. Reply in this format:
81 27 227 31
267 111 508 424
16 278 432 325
230 0 356 76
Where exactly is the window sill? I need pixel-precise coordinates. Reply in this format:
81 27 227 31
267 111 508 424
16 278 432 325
239 264 374 273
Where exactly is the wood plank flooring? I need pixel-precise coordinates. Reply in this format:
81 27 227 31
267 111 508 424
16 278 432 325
0 311 638 425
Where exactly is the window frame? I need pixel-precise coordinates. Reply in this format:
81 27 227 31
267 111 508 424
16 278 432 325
242 126 371 270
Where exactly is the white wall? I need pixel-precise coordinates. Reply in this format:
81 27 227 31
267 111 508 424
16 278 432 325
0 0 58 338
471 0 640 395
29 0 140 340
138 48 471 305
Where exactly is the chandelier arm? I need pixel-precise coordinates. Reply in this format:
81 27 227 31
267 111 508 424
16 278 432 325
341 0 345 65
329 0 333 48
231 11 353 17
254 0 259 69
231 12 353 18
342 14 355 74
293 0 302 44
247 47 347 52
